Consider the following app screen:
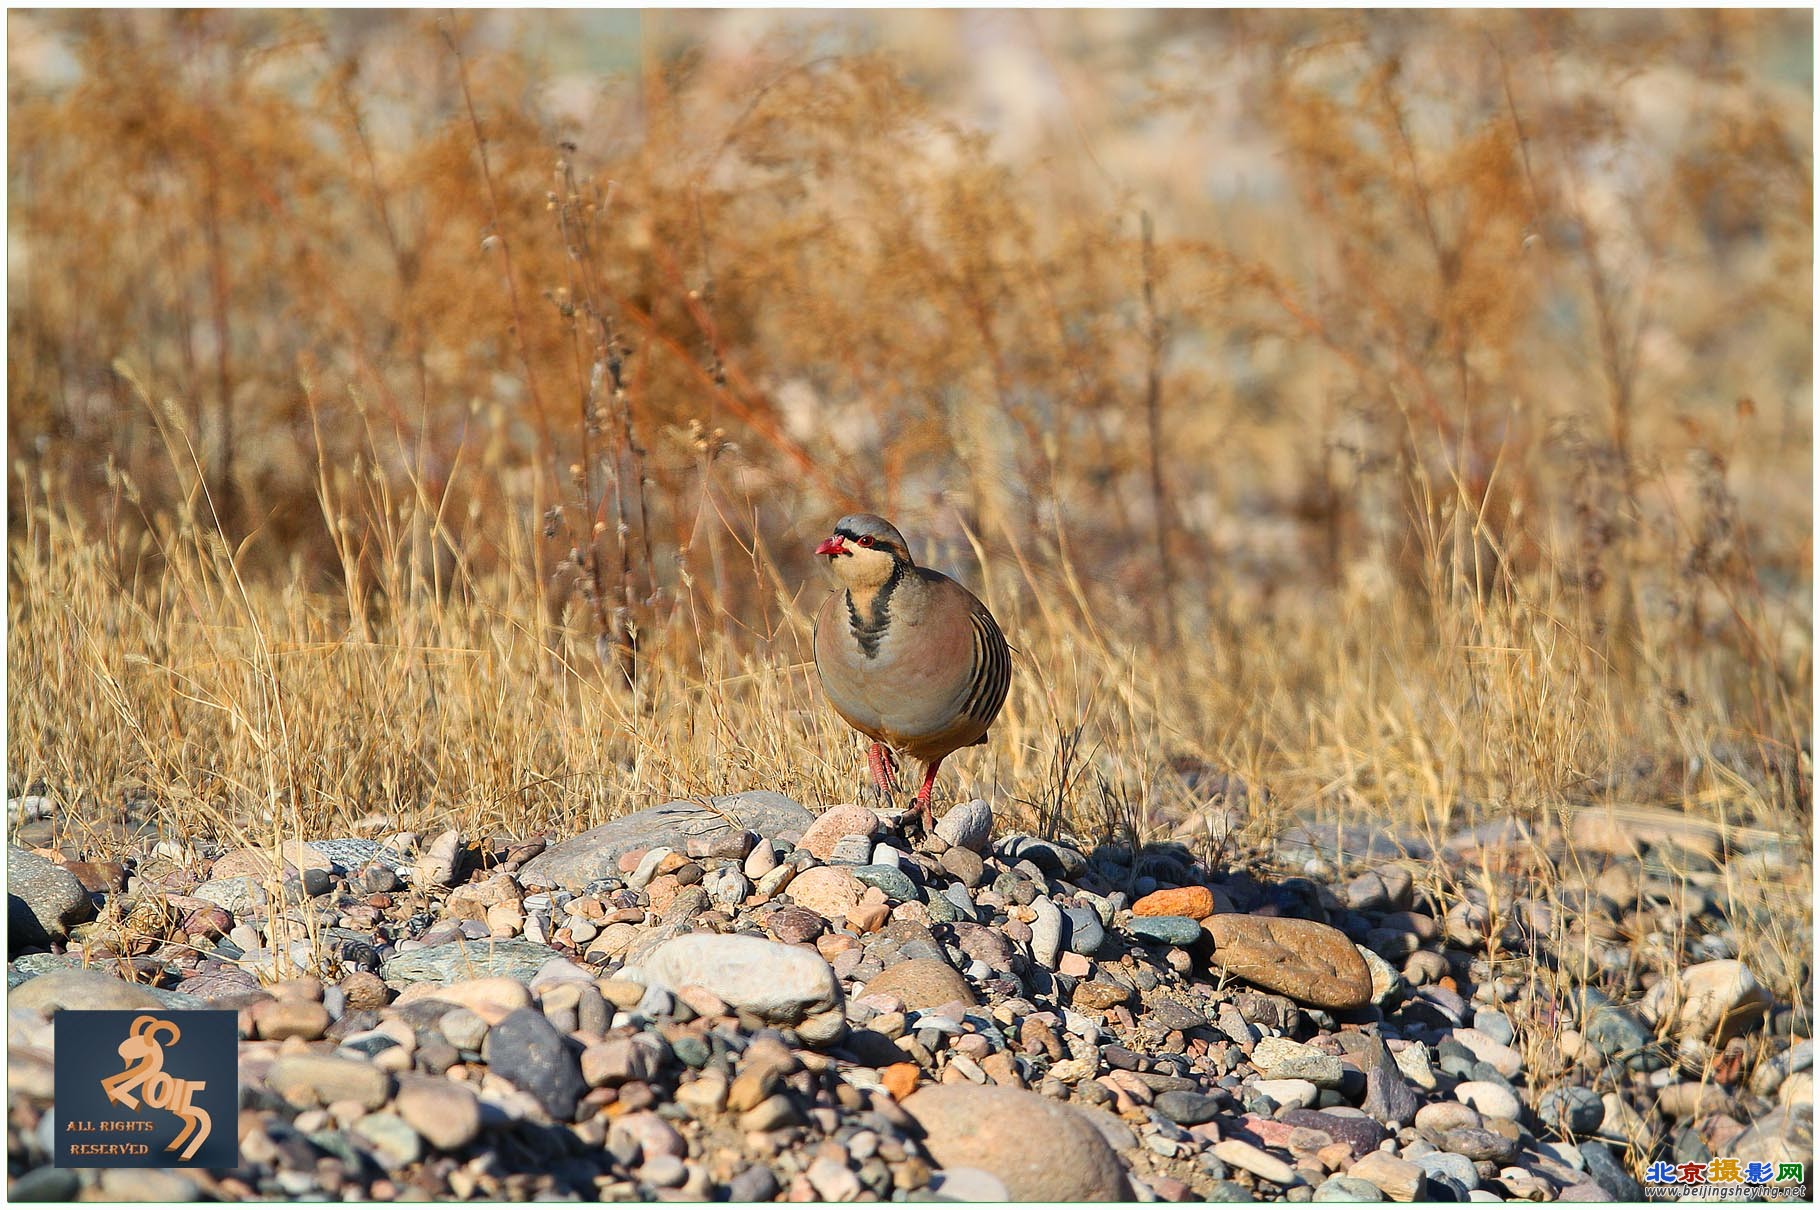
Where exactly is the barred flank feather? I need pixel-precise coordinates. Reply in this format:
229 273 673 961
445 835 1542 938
962 608 1011 729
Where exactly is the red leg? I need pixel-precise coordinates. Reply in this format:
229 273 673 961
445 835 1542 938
866 742 900 796
912 758 944 828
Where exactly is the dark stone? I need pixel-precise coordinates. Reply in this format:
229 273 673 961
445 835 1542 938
1576 1141 1643 1200
1064 906 1107 956
1150 998 1208 1031
851 865 919 903
766 906 827 945
728 1165 780 1202
1129 916 1202 947
1278 1108 1387 1158
671 1035 711 1069
1338 1033 1419 1126
486 1007 587 1121
1442 1126 1519 1164
10 1167 81 1201
325 1008 384 1042
1154 1091 1222 1125
1538 1086 1603 1135
1232 991 1299 1032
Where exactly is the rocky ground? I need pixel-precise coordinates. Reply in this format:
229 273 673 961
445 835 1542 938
7 787 1813 1202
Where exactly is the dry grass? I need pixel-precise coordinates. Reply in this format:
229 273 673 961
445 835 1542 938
7 12 1812 1009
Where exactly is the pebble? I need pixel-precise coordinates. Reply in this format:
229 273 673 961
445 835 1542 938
635 933 843 1024
864 958 976 1010
1133 886 1216 919
1347 1151 1426 1201
1213 1139 1300 1186
352 1112 422 1169
518 793 813 890
798 805 881 859
903 1084 1131 1200
1455 1081 1521 1121
485 1006 587 1120
1418 1151 1480 1193
7 846 94 944
10 968 204 1015
1415 1101 1481 1139
1030 896 1063 969
1204 915 1373 1009
1129 915 1204 947
1580 1001 1657 1067
930 1165 1012 1200
1451 1028 1524 1078
393 1075 481 1149
3 790 1801 1208
1314 1175 1384 1201
1064 904 1107 956
1154 1090 1223 1125
1254 1078 1320 1110
266 1054 391 1109
1642 960 1772 1045
786 865 864 916
97 1169 201 1201
850 863 918 903
934 800 994 853
1253 1037 1345 1087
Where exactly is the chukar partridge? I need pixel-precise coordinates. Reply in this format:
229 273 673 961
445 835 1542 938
813 514 1011 827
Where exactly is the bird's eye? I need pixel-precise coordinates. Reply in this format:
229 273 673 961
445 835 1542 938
857 535 875 547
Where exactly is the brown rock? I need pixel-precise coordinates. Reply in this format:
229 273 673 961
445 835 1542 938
786 867 863 918
1073 980 1132 1011
62 860 128 893
848 902 890 933
1133 886 1216 920
902 1084 1133 1200
394 976 531 1023
768 905 828 945
211 842 332 880
339 971 390 1010
1348 1150 1425 1200
798 805 880 861
176 902 233 939
249 998 330 1041
1203 914 1372 1009
864 959 977 1010
394 1075 481 1150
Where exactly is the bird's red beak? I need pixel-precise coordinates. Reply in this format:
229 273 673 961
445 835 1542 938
816 535 847 557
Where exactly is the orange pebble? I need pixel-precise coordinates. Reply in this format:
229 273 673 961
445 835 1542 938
880 1062 920 1101
1131 886 1215 919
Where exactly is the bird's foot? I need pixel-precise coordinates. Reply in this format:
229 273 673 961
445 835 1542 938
905 793 939 845
896 801 932 845
866 742 901 797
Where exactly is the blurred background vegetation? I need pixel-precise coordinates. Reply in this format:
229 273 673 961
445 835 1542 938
6 11 1811 861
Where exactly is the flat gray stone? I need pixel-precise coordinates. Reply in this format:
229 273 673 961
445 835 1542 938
10 968 207 1016
517 792 814 891
1314 1175 1384 1201
630 933 841 1024
380 937 563 985
1130 914 1203 947
8 846 93 951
